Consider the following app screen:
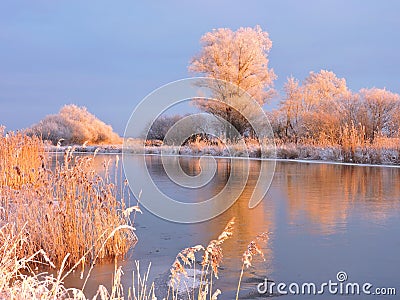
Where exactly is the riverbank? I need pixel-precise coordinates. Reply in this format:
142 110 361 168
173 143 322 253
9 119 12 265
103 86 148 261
46 141 400 166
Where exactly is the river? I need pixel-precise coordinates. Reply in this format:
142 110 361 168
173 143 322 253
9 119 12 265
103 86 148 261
64 155 400 299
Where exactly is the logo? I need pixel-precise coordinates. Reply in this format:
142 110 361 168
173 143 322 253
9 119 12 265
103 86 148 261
257 271 396 296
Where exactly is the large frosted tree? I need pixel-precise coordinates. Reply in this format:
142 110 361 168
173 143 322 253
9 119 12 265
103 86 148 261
189 25 276 138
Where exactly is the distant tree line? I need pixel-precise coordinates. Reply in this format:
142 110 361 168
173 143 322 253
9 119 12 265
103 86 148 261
185 26 400 147
270 70 400 145
150 70 400 148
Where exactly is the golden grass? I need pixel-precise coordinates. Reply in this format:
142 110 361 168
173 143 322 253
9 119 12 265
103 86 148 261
0 217 269 299
0 223 139 300
0 223 84 299
0 127 44 189
0 129 136 267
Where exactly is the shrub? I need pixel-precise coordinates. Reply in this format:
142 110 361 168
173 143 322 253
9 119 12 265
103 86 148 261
29 104 121 145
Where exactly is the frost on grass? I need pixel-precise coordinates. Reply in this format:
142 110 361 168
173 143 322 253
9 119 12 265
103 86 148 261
0 130 136 267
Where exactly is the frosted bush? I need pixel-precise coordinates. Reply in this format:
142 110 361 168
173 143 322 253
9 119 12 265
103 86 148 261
29 104 121 145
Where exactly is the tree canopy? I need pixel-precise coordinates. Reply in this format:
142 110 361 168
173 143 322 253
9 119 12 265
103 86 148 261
189 26 276 137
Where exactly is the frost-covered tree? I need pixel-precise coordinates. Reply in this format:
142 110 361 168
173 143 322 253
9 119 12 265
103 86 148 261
146 115 185 141
302 70 348 112
29 104 121 145
279 76 302 142
274 70 400 145
300 70 349 142
276 70 349 143
358 88 400 141
189 26 276 137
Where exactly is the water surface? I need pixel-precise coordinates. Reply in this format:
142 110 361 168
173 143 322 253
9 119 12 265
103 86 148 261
65 155 400 299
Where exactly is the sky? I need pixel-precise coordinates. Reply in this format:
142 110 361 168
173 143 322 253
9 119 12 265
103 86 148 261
0 0 399 134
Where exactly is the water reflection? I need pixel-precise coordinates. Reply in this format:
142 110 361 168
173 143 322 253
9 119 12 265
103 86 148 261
64 155 400 299
274 163 400 234
143 155 275 268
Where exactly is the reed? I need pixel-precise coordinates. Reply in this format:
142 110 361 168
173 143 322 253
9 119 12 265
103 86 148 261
0 222 138 300
1 217 269 299
0 129 136 267
167 217 235 300
0 223 86 299
236 232 270 299
0 127 44 189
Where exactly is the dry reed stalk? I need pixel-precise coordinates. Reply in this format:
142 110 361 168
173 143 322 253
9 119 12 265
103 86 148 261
127 261 156 300
235 232 270 299
167 218 235 300
201 217 235 278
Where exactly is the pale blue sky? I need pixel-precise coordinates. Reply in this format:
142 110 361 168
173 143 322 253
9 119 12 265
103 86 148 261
0 1 399 134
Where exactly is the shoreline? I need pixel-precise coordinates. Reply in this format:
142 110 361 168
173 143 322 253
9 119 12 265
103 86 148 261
45 144 400 168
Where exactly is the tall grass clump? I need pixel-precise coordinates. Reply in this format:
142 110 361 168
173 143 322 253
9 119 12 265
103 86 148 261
0 127 45 189
0 223 75 300
0 129 136 267
164 219 270 300
0 223 138 300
